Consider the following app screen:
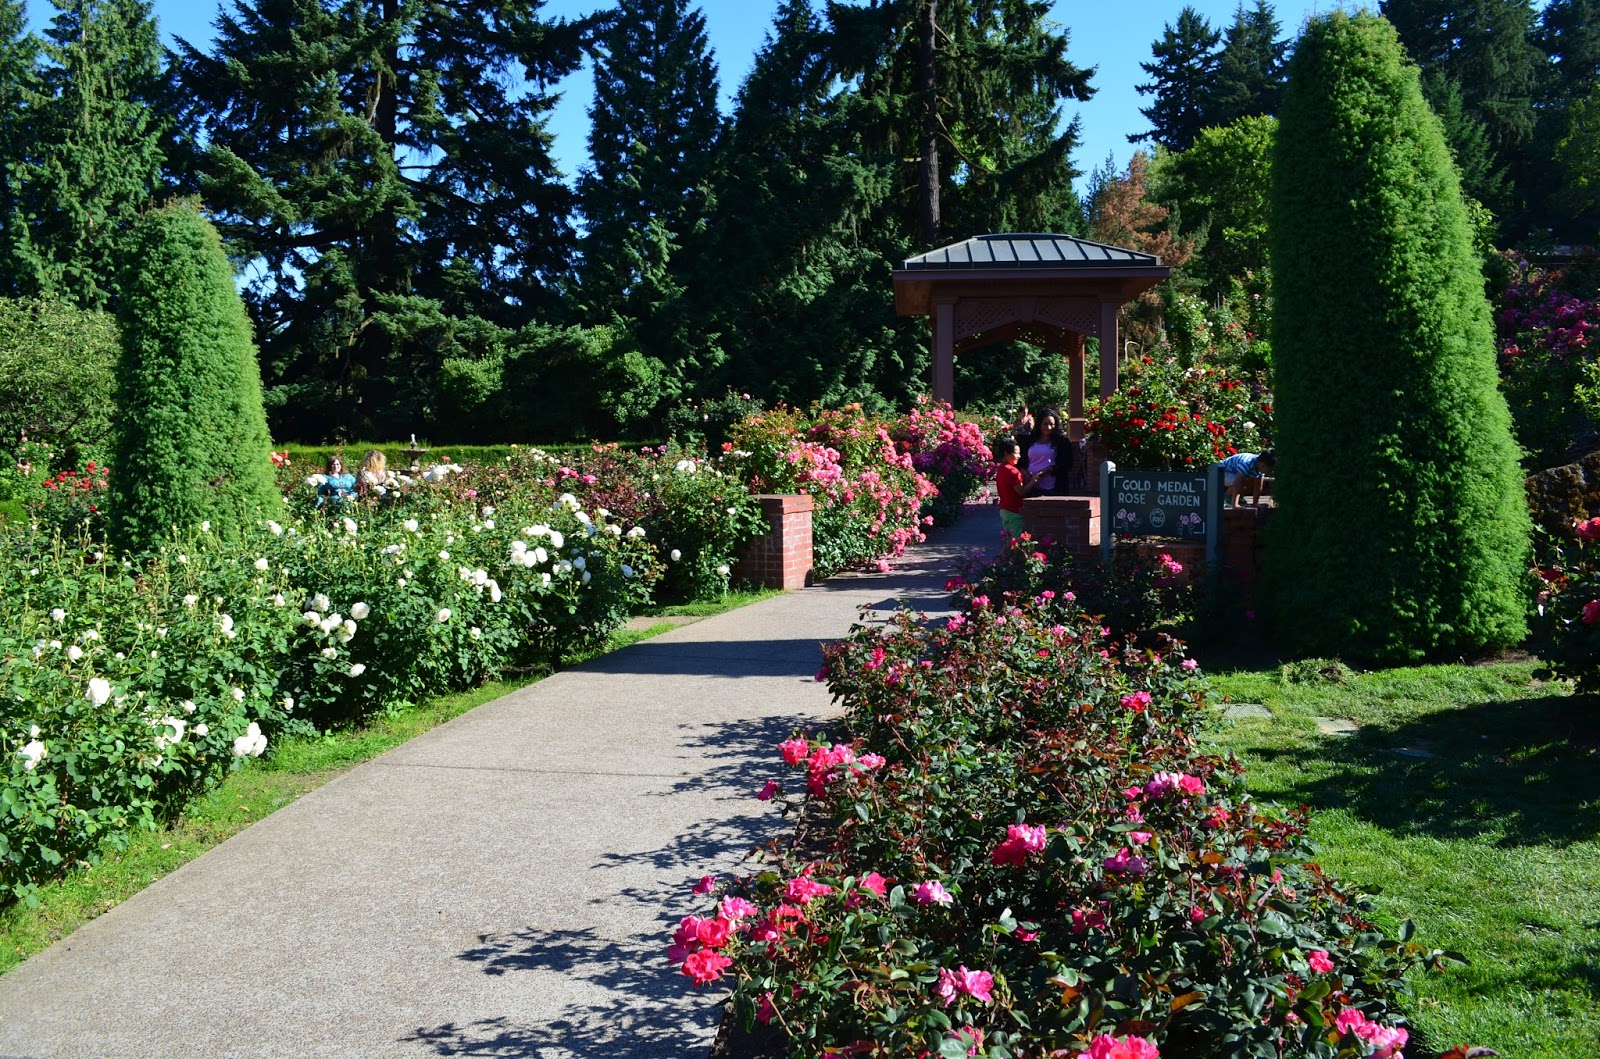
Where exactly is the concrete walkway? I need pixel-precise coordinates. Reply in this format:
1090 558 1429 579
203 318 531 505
0 505 1001 1059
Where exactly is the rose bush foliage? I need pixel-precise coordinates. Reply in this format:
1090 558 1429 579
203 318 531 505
891 399 994 528
1092 355 1271 472
670 600 1451 1058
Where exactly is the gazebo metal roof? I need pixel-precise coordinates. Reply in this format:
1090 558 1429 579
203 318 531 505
900 232 1161 271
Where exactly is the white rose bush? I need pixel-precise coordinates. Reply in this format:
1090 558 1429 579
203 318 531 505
0 475 656 904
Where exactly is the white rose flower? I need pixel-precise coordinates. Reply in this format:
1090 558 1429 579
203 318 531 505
49 608 65 622
19 739 45 771
218 614 235 637
483 519 495 530
482 505 495 516
436 608 451 622
342 517 358 536
181 700 196 713
232 721 267 758
322 646 339 659
312 593 331 614
488 583 502 603
272 593 286 607
717 564 731 577
86 678 112 706
194 724 209 737
200 520 211 533
607 524 622 537
469 626 482 641
670 549 682 562
48 639 61 650
350 602 370 620
267 520 283 536
348 663 366 677
283 695 295 711
472 569 489 586
509 539 527 556
183 594 199 608
29 725 39 738
439 550 450 560
404 518 420 532
397 578 408 588
627 526 646 539
177 553 188 564
533 547 548 564
232 687 246 702
83 629 99 641
540 573 552 586
303 610 321 627
67 645 83 662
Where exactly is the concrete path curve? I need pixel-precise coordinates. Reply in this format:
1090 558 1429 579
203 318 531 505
0 506 1000 1059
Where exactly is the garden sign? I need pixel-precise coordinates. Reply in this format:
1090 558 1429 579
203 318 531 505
1099 461 1223 568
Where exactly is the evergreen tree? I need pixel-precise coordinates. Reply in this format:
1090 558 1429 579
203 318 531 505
1269 12 1530 663
6 0 166 310
1381 0 1542 217
576 0 720 387
1208 0 1287 128
108 201 279 556
176 0 591 441
1533 0 1600 237
0 0 36 293
1422 71 1507 211
1132 6 1220 152
1158 115 1275 299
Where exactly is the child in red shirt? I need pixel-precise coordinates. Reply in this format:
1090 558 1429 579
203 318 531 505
995 437 1027 537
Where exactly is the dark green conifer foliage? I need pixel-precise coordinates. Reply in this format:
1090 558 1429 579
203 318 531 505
1269 12 1531 663
177 0 591 441
7 0 166 310
1208 1 1287 128
0 0 38 293
109 202 279 556
577 0 720 392
1133 6 1220 151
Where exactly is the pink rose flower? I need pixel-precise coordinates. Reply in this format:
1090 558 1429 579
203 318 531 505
784 876 834 906
912 880 953 906
755 992 777 1024
719 896 758 922
859 871 889 897
1078 1034 1160 1059
695 916 733 949
1584 599 1600 625
1121 690 1152 712
1181 658 1199 671
680 948 732 985
933 965 994 1006
1103 847 1149 875
779 738 810 766
1128 830 1152 845
1308 949 1335 974
757 779 781 801
692 874 717 895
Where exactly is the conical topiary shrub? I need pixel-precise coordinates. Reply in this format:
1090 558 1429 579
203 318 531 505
108 200 279 555
1267 11 1530 663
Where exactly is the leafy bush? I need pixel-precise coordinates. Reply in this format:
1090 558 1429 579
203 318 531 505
1495 254 1600 467
0 476 656 905
730 406 936 577
953 534 1193 640
108 201 279 556
890 399 994 527
0 297 118 473
1269 12 1531 663
1091 353 1270 472
666 389 767 451
670 603 1444 1057
1530 517 1600 691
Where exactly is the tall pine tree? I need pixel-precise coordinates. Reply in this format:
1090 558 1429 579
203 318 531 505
576 0 720 387
6 0 166 310
0 0 37 293
1270 11 1530 663
177 0 592 441
1208 0 1287 128
1132 6 1220 151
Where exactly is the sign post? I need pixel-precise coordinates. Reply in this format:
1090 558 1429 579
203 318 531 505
1101 463 1220 565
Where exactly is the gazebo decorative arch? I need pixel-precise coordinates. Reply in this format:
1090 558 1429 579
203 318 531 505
892 233 1171 441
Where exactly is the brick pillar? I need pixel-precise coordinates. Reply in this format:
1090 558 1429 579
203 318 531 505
733 494 815 590
1021 497 1099 560
1083 437 1108 496
1222 505 1272 597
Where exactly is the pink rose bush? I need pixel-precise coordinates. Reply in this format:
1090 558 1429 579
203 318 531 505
889 397 994 526
668 594 1451 1055
1530 517 1600 692
730 405 938 577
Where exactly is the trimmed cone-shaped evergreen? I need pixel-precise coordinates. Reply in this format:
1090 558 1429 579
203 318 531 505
109 201 278 555
1268 12 1530 663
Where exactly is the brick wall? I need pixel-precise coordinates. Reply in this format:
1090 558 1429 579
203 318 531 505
1020 496 1100 559
732 494 815 590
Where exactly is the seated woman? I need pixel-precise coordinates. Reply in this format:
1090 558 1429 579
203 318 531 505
356 449 390 499
316 454 357 508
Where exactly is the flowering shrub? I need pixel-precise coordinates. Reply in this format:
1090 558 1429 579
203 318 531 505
1495 255 1600 465
1092 354 1271 471
31 461 111 537
953 534 1194 640
1530 517 1600 691
891 398 994 527
731 406 937 577
0 484 656 904
671 602 1449 1057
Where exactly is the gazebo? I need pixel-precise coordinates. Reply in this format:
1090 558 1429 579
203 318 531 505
892 233 1171 441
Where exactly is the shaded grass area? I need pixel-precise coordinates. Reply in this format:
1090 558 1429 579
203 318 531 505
0 590 775 975
1204 659 1600 1059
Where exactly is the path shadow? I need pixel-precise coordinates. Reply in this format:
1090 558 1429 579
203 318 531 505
575 637 824 678
1262 695 1600 847
403 926 713 1058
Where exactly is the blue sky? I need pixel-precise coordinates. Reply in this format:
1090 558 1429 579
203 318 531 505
27 0 1336 195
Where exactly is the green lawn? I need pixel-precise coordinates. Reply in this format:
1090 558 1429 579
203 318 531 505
0 589 778 975
1204 658 1600 1059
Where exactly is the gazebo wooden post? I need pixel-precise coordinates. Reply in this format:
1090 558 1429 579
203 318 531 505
932 298 956 404
1098 296 1120 398
1067 332 1087 442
